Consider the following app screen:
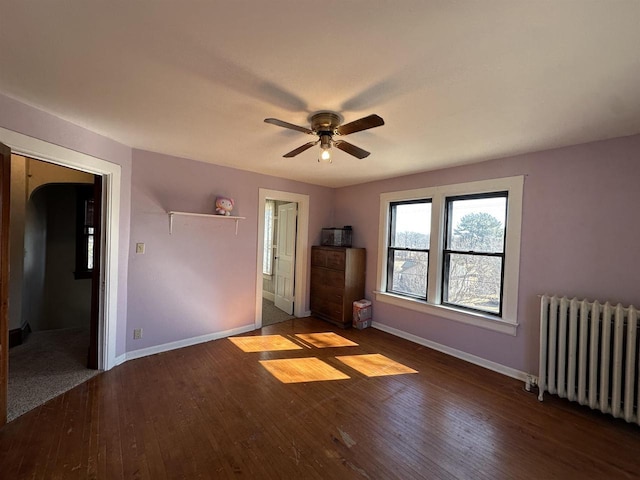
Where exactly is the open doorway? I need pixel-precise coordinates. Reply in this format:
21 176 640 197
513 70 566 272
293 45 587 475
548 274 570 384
262 200 297 326
7 155 102 421
0 128 121 427
255 189 310 329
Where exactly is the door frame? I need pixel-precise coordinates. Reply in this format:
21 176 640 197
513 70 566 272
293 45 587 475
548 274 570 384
88 176 103 369
255 189 309 327
1 143 11 426
0 127 121 371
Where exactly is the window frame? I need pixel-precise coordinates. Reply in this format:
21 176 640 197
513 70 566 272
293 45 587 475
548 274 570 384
441 191 508 316
386 199 432 299
376 176 524 336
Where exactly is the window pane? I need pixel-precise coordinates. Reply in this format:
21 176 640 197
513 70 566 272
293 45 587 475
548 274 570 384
389 249 428 298
444 253 502 314
84 199 94 226
87 235 94 270
391 201 431 248
448 196 506 253
263 200 275 275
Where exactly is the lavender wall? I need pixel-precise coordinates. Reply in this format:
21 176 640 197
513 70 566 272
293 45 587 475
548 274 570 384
127 150 334 352
334 134 640 374
0 93 133 357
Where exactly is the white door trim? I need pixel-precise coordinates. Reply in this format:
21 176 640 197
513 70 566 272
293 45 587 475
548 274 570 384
0 127 121 371
256 189 309 327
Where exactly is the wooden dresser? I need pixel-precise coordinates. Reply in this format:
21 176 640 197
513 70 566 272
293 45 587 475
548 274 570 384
310 246 366 327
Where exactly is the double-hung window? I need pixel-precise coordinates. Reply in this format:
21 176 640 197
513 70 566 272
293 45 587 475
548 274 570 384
263 200 275 275
442 193 507 316
376 176 523 335
387 200 431 299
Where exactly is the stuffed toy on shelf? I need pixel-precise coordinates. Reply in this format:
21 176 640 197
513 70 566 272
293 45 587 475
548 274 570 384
215 196 234 216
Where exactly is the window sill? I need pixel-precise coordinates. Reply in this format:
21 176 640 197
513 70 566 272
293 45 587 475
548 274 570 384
374 291 518 336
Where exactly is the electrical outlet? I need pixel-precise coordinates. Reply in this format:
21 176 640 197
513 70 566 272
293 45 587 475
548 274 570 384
136 243 145 254
133 328 143 340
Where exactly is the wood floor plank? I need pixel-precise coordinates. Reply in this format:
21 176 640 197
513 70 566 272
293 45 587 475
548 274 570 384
2 316 640 479
52 385 89 479
83 377 101 479
23 397 66 478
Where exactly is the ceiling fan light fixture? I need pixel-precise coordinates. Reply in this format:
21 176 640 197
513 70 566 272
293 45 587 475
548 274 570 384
320 148 331 163
319 133 332 163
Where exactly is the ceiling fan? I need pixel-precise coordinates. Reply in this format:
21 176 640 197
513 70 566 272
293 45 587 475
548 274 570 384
264 111 384 162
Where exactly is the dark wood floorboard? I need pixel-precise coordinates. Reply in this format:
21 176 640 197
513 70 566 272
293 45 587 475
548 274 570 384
1 316 639 479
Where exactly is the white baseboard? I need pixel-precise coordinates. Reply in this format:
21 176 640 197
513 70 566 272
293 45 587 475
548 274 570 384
114 353 127 367
262 291 275 302
115 324 256 365
372 321 534 384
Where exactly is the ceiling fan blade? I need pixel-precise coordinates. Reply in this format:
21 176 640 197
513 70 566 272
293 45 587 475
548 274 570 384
283 141 317 158
264 118 313 134
334 140 370 159
336 114 384 136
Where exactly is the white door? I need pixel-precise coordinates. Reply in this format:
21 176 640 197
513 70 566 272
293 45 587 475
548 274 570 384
274 202 297 314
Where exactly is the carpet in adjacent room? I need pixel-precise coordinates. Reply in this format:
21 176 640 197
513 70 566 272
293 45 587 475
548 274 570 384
262 298 295 326
8 328 99 422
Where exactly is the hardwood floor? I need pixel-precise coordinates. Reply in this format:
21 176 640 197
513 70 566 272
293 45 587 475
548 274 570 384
1 317 639 479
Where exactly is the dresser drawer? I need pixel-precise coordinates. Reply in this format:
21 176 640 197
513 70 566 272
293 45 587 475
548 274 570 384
311 282 344 305
311 247 346 271
310 300 344 323
311 267 345 287
325 250 346 270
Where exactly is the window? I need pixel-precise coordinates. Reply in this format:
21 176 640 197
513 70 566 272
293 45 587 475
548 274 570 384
263 200 275 275
376 176 523 335
75 185 95 279
442 193 507 315
387 200 431 299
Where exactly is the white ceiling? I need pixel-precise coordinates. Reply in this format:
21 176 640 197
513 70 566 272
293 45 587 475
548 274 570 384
1 1 640 188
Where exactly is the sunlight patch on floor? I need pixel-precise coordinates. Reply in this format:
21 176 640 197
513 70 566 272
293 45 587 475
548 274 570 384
336 354 418 377
229 335 303 352
260 358 351 383
295 332 359 348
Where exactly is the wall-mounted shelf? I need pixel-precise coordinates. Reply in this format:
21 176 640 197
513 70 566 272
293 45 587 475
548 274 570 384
168 211 246 235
